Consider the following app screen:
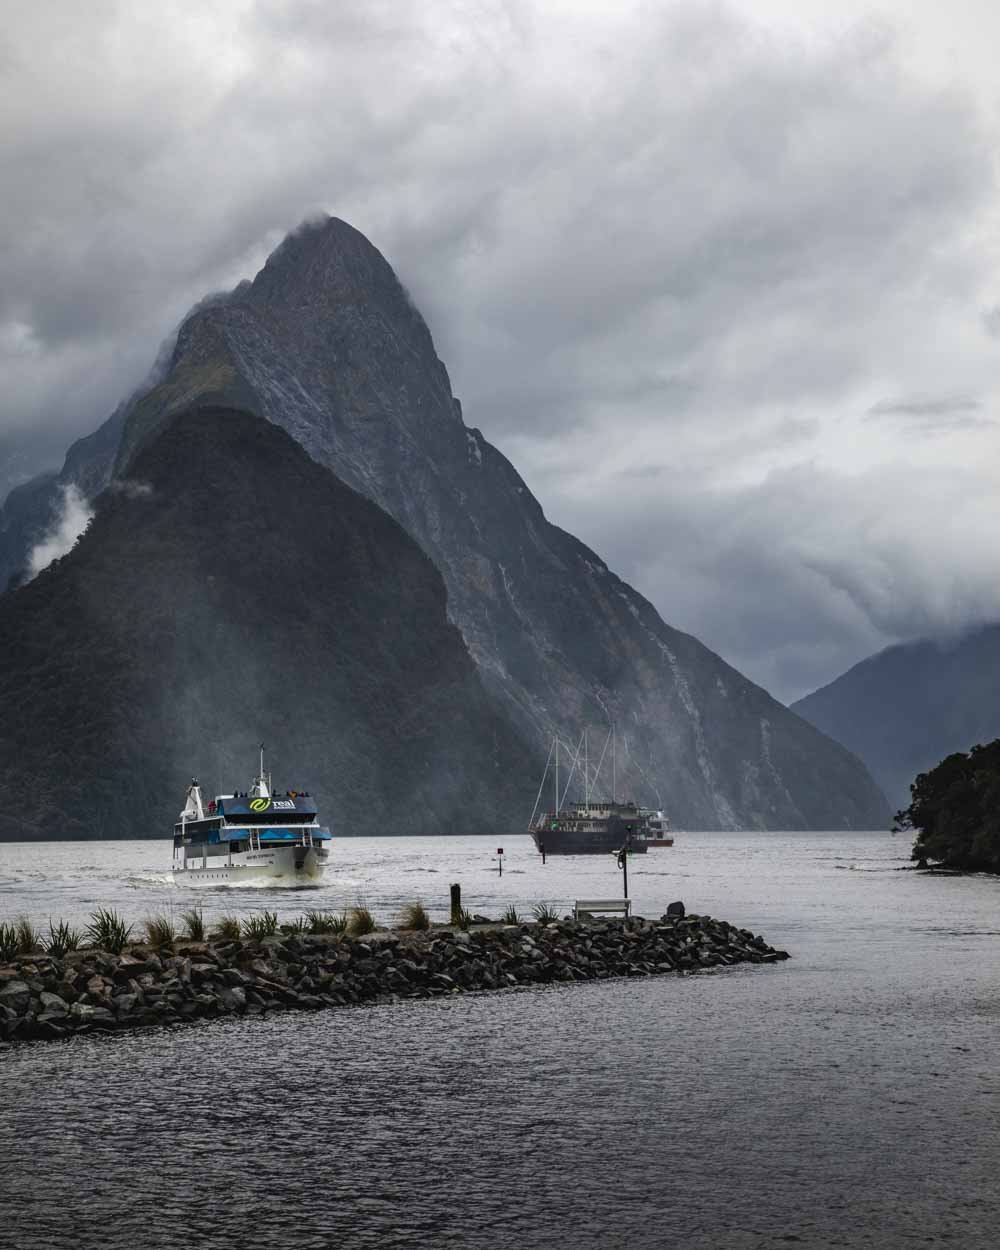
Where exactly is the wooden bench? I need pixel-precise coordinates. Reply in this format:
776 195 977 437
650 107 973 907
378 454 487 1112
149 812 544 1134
574 898 632 920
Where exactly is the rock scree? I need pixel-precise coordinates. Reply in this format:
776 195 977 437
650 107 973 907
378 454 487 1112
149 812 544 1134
0 914 790 1047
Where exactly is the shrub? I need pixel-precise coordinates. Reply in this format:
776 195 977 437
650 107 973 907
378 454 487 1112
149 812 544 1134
180 907 205 941
347 905 377 936
212 914 241 941
14 916 42 955
532 902 560 927
242 911 279 940
502 905 520 925
398 901 430 931
144 914 176 949
85 908 133 954
305 910 347 935
0 923 18 961
44 919 83 958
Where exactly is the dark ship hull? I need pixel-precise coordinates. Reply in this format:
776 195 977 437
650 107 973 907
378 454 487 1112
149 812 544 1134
529 802 653 855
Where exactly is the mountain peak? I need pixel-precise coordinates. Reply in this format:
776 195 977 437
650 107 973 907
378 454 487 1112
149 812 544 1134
248 215 408 316
0 216 890 829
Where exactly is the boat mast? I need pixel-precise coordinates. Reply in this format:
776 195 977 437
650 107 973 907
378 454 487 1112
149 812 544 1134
612 723 616 805
554 736 559 814
585 729 590 805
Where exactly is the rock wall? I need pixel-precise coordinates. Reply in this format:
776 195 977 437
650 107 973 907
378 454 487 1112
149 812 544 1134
0 914 789 1046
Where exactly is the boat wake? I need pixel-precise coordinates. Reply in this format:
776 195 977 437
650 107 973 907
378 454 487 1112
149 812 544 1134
125 871 175 889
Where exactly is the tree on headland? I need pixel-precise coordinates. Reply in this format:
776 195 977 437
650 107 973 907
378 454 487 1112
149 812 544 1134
895 740 1000 871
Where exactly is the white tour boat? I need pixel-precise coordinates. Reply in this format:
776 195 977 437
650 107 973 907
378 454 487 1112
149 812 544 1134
172 748 331 885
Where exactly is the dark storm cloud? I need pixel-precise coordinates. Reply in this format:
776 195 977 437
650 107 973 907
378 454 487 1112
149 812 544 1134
1 1 998 700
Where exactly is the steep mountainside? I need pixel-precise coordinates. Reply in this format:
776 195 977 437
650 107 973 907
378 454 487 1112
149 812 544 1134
2 216 890 829
109 218 888 829
793 628 1000 811
0 407 535 837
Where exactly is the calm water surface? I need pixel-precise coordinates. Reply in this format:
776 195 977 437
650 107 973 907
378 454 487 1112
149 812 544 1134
1 831 998 1249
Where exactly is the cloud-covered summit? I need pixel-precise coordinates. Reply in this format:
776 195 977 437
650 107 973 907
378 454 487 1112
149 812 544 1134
2 1 999 700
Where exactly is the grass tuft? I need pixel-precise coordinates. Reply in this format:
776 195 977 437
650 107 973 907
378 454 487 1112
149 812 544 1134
15 916 42 955
44 919 83 958
85 908 133 954
347 905 377 936
212 914 242 941
143 914 176 949
180 908 205 942
0 922 19 961
280 916 308 935
456 907 474 931
305 910 348 935
501 904 521 925
242 910 279 940
532 901 560 927
398 901 430 931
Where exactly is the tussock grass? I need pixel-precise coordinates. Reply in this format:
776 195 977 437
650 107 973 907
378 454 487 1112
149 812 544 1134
347 905 377 936
455 907 474 931
14 916 42 955
305 910 347 935
531 902 560 927
212 914 242 941
280 916 308 935
180 908 205 941
398 901 430 931
143 914 176 949
242 911 279 940
44 919 83 957
85 908 133 954
501 905 521 925
0 922 18 961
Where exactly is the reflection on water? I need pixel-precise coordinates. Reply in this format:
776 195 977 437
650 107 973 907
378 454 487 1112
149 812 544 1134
2 831 1000 1249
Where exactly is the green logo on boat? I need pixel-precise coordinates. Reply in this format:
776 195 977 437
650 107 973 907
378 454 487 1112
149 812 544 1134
250 798 270 812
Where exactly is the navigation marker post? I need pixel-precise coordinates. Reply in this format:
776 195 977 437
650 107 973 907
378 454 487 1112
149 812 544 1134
494 847 504 876
616 825 632 901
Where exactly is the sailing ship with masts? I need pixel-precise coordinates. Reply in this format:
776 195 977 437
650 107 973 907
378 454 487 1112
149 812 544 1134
527 727 671 855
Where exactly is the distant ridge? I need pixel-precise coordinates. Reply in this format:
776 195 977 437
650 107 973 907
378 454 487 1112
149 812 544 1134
793 627 1000 810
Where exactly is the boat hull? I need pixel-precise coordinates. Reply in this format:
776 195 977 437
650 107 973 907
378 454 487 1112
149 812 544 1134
530 827 650 855
173 845 326 886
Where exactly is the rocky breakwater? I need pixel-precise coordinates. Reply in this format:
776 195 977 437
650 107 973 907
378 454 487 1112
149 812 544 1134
0 914 790 1046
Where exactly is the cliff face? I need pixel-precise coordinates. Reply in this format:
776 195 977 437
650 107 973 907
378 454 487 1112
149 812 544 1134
0 407 535 837
102 217 887 829
793 628 1000 811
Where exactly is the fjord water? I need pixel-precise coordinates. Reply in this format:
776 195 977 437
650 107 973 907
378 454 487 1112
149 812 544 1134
2 832 998 1249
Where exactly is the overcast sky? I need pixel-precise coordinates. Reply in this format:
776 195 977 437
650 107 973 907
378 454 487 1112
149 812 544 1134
3 0 999 702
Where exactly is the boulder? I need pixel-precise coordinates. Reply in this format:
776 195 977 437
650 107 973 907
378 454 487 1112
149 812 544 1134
0 980 31 1012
